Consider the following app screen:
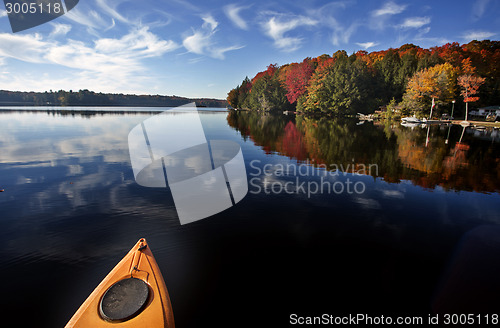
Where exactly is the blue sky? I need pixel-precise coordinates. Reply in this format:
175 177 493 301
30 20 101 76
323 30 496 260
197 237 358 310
0 0 498 99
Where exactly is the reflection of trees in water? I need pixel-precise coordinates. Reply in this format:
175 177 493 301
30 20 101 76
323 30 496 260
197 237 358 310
0 109 161 118
227 110 500 193
226 111 289 152
276 121 309 161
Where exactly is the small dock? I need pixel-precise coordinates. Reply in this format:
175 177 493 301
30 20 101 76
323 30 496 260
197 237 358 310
450 120 500 128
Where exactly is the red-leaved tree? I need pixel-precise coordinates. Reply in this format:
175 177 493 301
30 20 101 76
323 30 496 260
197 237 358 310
284 59 314 104
458 58 485 121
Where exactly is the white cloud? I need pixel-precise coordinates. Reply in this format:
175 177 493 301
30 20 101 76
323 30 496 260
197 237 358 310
262 15 317 51
372 1 407 16
50 23 72 37
95 0 129 23
303 3 358 46
224 4 249 30
414 37 453 47
369 1 407 30
202 15 218 31
462 30 496 40
331 21 358 46
183 16 243 59
356 42 379 50
0 9 7 18
0 33 46 63
95 27 179 57
418 26 431 35
0 28 178 92
183 30 213 55
399 16 431 29
63 8 105 29
211 45 245 60
106 19 116 31
472 0 490 21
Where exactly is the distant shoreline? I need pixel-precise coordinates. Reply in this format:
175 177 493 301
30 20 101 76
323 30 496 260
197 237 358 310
0 106 229 116
0 89 228 108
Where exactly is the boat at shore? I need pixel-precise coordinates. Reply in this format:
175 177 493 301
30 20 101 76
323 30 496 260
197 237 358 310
401 116 423 123
422 118 448 124
400 121 425 128
357 113 374 120
65 238 175 328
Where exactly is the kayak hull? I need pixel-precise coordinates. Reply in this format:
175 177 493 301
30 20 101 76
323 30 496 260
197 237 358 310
65 238 175 328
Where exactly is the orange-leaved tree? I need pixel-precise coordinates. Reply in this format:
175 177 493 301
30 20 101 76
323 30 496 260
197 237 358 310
402 62 457 117
457 58 485 121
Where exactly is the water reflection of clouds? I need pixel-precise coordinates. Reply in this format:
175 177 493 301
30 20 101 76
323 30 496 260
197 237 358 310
381 189 405 199
0 112 146 166
0 111 183 266
353 197 382 210
0 112 148 212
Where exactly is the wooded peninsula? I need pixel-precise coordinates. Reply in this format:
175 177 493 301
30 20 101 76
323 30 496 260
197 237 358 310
227 40 499 118
0 89 227 108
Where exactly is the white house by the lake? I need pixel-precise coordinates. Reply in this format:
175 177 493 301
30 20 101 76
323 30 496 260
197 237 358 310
469 106 500 119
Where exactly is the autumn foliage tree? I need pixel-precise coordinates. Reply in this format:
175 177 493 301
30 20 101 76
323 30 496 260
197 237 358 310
227 86 239 108
301 53 375 115
247 64 289 111
458 59 485 120
226 40 498 115
284 58 315 104
401 63 457 117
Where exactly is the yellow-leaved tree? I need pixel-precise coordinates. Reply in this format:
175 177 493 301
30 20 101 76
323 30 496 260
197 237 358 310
401 62 458 118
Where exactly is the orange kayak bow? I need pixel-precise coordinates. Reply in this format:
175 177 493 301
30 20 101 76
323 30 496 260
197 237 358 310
65 238 175 328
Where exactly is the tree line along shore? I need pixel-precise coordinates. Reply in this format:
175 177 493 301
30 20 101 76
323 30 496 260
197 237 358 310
0 89 227 108
226 40 499 119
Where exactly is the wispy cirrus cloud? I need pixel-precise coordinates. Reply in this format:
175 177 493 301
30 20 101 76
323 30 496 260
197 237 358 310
0 33 47 63
304 2 358 47
0 27 178 92
95 26 180 57
224 4 250 30
63 8 107 30
182 15 244 59
63 0 127 34
356 42 379 50
95 0 129 23
399 16 431 29
462 30 496 41
332 22 358 46
202 15 218 30
414 26 452 47
472 0 490 21
372 1 407 17
369 1 407 30
49 23 72 37
262 14 317 52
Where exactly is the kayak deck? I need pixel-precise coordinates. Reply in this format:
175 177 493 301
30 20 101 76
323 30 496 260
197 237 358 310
65 238 175 328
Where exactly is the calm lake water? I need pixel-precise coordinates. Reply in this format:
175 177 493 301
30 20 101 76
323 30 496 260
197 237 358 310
1 108 499 327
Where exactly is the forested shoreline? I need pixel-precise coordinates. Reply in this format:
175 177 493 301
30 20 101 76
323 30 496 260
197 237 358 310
0 89 227 108
227 40 499 118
